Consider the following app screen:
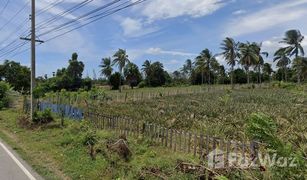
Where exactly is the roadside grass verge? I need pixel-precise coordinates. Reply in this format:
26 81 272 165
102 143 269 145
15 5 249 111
0 109 198 179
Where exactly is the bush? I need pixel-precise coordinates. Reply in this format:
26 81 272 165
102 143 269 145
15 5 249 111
33 108 54 124
138 81 146 88
109 72 124 90
0 82 10 110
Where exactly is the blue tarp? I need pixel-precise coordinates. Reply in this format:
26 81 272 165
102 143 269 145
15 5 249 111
38 102 84 120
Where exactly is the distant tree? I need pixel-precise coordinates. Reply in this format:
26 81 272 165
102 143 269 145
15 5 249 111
112 49 130 92
0 60 30 93
146 61 167 87
195 49 215 84
66 53 85 90
239 42 259 84
292 56 307 82
181 59 193 79
277 30 305 83
109 72 124 90
124 62 142 89
252 42 268 84
233 68 247 84
274 51 291 81
263 63 273 82
99 57 113 81
220 37 239 88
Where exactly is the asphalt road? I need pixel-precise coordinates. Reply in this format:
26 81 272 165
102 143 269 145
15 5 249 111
0 139 42 180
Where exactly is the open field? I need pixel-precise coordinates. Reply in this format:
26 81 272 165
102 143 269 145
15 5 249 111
1 84 306 179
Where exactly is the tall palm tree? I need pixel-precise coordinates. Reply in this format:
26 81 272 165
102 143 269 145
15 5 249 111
99 57 113 81
274 51 291 81
112 49 130 92
220 37 239 89
252 42 268 84
278 29 305 83
239 42 259 84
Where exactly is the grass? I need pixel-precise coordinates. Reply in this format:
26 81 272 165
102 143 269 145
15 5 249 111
0 109 199 179
1 83 306 179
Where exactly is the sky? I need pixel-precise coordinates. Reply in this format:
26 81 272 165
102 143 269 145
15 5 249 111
0 0 307 78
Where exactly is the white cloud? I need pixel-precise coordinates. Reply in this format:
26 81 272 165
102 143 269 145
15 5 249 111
120 17 158 37
146 47 197 57
224 0 307 37
262 34 307 56
141 0 227 22
232 9 246 15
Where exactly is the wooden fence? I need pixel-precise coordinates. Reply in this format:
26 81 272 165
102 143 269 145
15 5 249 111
87 110 261 167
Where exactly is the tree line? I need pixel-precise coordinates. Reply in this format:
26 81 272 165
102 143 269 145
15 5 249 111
0 29 306 94
100 29 306 91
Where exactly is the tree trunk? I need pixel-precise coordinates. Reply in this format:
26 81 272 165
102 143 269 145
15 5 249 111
201 70 204 85
247 68 250 84
285 67 287 82
231 65 234 89
119 70 122 93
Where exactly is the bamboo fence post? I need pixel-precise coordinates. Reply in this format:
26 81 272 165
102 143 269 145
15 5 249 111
199 134 204 160
188 132 191 153
173 130 177 152
179 131 182 152
165 128 168 147
193 134 197 157
170 129 173 149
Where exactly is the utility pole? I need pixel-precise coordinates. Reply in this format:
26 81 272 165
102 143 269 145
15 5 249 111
30 0 36 120
21 0 44 120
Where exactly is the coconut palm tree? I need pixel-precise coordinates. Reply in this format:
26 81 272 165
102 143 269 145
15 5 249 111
278 29 305 83
99 57 113 81
239 42 259 84
274 51 291 81
252 42 268 84
263 63 273 82
220 37 239 89
142 60 152 77
195 49 215 85
112 49 130 92
181 59 193 78
292 56 307 82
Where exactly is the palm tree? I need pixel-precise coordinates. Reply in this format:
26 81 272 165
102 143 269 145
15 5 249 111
278 29 305 83
239 42 259 84
220 37 239 89
181 59 193 79
112 49 130 92
252 42 268 84
99 57 113 81
263 63 273 82
274 51 291 81
195 49 215 85
293 56 307 83
142 60 152 77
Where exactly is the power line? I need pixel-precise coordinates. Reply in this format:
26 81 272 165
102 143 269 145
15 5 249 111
44 0 147 42
0 0 10 17
36 0 65 16
0 0 92 54
0 1 29 32
36 0 93 32
0 0 148 58
38 0 122 37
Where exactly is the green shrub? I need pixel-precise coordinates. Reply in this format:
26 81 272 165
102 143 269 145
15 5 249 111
138 81 146 88
33 108 54 124
0 82 10 110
